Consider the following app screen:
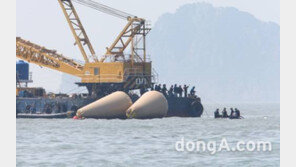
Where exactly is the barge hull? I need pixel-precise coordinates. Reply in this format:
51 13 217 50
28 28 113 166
16 96 203 118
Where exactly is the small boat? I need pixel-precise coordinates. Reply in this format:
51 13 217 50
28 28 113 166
16 113 68 119
215 116 228 119
229 116 243 119
214 115 243 119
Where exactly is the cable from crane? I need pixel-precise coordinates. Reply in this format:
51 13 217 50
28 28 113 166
72 0 136 20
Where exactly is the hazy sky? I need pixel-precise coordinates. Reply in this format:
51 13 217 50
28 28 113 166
16 0 279 92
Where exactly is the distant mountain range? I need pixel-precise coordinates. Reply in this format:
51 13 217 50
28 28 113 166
146 3 279 103
58 3 279 103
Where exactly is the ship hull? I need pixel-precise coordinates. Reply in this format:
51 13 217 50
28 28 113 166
16 95 203 118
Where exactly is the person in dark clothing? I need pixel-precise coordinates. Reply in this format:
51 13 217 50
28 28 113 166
31 107 37 114
162 84 167 96
155 84 161 92
154 84 158 91
168 85 174 97
190 86 196 95
158 84 162 92
214 109 221 118
140 86 146 95
151 84 154 90
183 85 189 97
178 85 183 97
235 108 241 118
222 108 228 118
173 84 178 97
230 108 235 118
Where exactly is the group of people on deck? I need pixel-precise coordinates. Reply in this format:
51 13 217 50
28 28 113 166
152 84 197 98
214 108 241 119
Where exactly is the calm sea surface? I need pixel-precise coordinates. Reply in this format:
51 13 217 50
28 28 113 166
16 103 280 167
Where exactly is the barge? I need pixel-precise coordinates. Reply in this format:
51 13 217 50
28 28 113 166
16 0 204 119
16 93 203 119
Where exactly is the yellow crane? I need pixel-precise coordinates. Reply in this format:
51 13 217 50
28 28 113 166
16 0 156 96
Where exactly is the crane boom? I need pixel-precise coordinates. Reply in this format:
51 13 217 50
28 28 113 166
58 0 98 63
16 37 84 77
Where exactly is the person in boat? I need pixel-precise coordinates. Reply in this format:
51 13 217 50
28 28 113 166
183 85 189 97
235 108 241 118
230 108 235 118
214 109 221 118
222 108 228 118
162 84 167 96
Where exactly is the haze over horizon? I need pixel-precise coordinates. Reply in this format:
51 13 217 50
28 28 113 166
148 3 279 103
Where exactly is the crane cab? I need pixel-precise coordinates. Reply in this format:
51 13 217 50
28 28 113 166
77 61 155 95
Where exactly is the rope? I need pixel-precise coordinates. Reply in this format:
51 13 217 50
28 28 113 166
199 94 222 118
72 0 135 20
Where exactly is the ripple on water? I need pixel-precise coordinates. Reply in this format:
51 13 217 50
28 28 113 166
16 103 279 167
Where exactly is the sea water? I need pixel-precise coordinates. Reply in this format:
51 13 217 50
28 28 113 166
16 103 280 167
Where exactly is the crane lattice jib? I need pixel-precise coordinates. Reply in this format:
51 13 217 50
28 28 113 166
16 37 84 77
58 0 98 63
101 17 148 62
70 0 150 63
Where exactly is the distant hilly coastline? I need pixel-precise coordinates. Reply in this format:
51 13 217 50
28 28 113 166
58 3 279 103
147 3 280 103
